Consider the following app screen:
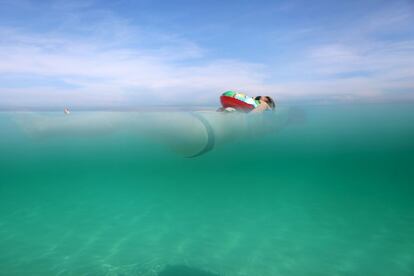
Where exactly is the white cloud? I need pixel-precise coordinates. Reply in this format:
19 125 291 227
0 26 270 107
274 3 414 102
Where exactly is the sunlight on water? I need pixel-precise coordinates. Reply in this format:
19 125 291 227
0 104 413 275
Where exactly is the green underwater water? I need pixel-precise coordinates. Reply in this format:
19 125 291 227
0 104 413 275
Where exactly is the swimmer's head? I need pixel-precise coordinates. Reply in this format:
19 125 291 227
255 96 276 111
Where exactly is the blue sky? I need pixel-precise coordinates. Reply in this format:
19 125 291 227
0 0 413 107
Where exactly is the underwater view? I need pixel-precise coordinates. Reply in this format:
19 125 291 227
0 103 413 275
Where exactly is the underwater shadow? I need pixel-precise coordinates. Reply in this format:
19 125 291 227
158 265 220 276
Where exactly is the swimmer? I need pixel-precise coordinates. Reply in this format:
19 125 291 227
217 91 276 113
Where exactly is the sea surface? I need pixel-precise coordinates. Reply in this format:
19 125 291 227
0 104 413 276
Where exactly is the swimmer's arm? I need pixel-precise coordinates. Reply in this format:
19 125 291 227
251 102 270 113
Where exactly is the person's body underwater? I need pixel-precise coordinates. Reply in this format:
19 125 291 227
217 91 276 113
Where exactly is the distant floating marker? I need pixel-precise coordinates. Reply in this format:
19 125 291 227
64 107 70 115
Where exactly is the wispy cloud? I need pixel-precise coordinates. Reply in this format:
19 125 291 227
0 26 268 106
266 3 414 102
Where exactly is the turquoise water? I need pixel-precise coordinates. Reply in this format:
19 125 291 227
0 104 413 275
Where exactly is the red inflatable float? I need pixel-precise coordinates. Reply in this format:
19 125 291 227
220 95 255 112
